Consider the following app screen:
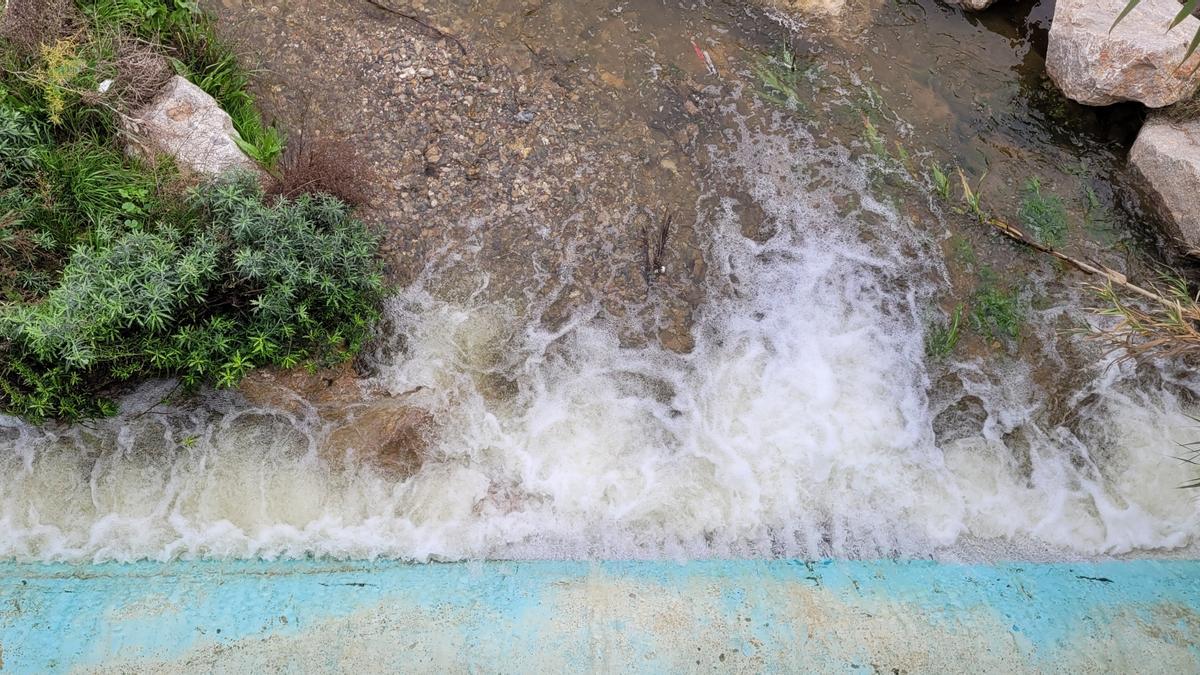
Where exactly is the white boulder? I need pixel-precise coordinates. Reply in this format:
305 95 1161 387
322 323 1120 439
1129 116 1200 251
123 75 259 176
1047 0 1200 108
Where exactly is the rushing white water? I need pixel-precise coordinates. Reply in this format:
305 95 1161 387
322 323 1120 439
0 125 1197 563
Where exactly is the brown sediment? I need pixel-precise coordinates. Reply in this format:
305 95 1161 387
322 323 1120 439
199 0 710 354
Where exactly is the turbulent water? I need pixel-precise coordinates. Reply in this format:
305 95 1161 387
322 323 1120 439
1 119 1196 563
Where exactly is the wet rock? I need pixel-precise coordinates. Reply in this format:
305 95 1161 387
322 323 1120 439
1047 0 1200 107
776 0 847 16
239 363 366 418
1129 115 1200 252
124 75 259 175
326 402 433 478
241 364 435 477
933 395 989 445
734 193 777 243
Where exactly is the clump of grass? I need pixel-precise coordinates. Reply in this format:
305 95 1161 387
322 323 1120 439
862 116 887 158
1092 274 1200 362
970 283 1022 345
1018 177 1068 248
1081 185 1104 226
928 163 952 201
950 236 976 267
957 168 988 222
927 304 964 359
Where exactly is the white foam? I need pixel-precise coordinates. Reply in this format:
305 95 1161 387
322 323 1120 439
0 127 1196 562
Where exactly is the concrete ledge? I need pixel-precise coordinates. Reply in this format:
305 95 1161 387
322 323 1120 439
1 560 1198 672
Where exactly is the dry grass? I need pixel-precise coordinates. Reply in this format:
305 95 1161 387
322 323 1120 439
0 0 80 56
1092 274 1200 363
267 135 373 206
109 35 172 110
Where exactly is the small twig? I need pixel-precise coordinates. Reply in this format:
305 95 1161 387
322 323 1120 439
643 210 673 282
362 0 466 55
980 213 1168 305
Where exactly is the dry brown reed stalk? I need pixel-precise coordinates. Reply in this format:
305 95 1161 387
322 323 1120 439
977 209 1200 362
1090 275 1200 363
642 210 673 282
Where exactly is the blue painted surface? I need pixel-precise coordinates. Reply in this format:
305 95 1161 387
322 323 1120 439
0 559 1198 672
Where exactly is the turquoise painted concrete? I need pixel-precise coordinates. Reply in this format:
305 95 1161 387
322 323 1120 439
0 560 1198 672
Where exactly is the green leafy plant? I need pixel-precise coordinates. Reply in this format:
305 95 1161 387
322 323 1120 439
862 116 887 158
957 168 988 222
929 163 952 201
0 174 383 422
1018 177 1068 248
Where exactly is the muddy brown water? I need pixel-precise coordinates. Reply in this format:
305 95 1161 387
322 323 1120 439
0 0 1195 563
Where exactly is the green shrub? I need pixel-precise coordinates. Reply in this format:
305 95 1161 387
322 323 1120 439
1 2 382 423
0 105 174 300
0 174 383 422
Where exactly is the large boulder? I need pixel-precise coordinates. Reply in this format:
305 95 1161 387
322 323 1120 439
123 75 260 175
1047 0 1200 107
1129 116 1200 251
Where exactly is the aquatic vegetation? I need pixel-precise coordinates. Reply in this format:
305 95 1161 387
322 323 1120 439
929 163 952 201
1093 273 1200 362
862 116 887 157
1018 177 1068 248
950 236 976 267
926 304 963 359
969 283 1022 345
753 45 811 112
957 169 988 222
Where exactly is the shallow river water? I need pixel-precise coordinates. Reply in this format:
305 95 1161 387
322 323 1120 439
0 0 1197 562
